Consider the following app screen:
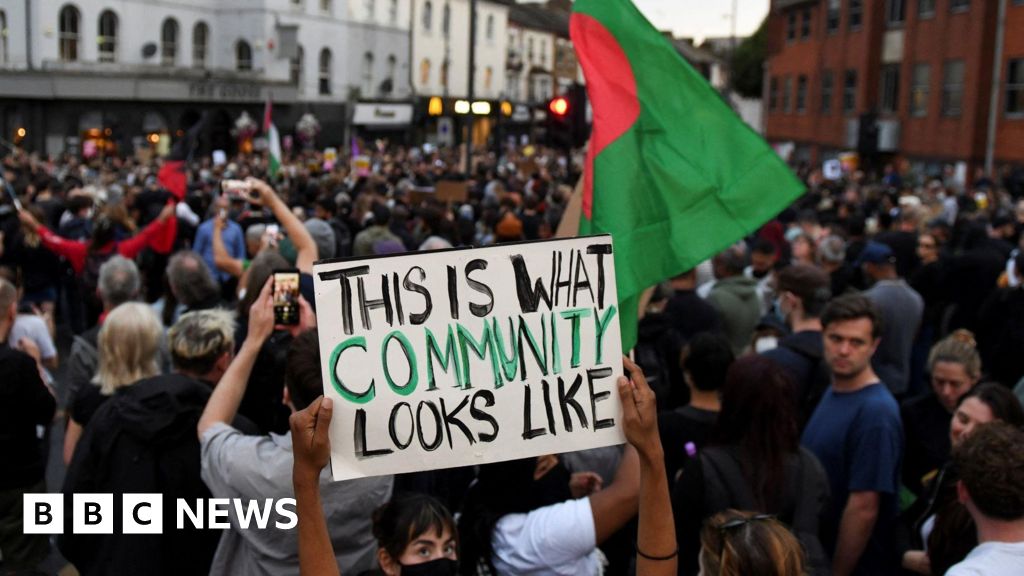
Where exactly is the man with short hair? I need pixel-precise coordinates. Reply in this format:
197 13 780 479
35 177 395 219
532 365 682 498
193 195 246 285
165 250 222 323
946 422 1024 575
197 281 392 575
763 264 832 427
802 294 903 576
706 245 761 355
60 309 252 575
353 203 402 257
0 278 56 572
860 241 924 397
745 238 779 314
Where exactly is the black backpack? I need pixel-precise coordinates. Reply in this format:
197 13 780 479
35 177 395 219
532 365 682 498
80 250 115 308
700 446 831 576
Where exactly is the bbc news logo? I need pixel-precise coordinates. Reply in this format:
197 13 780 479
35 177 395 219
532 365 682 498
24 494 297 534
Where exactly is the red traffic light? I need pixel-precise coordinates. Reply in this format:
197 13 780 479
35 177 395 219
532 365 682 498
548 96 570 117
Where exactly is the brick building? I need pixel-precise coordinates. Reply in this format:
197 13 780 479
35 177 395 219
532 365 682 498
764 0 1024 179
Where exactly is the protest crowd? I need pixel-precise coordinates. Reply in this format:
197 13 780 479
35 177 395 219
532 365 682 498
1 136 1024 576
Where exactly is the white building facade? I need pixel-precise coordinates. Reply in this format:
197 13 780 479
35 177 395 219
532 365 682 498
0 0 414 153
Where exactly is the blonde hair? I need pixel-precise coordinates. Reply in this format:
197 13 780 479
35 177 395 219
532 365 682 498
928 329 981 380
167 309 236 375
93 302 163 395
699 510 806 576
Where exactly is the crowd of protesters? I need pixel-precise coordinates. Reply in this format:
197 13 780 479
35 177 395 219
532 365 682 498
1 142 1023 576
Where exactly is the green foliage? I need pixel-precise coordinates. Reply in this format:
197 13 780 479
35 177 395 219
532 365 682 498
730 17 767 99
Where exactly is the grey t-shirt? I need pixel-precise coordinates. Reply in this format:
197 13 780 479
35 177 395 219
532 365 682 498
865 279 924 396
200 423 393 576
10 314 56 360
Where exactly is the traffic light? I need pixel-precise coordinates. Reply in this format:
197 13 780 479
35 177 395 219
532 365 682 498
548 96 570 118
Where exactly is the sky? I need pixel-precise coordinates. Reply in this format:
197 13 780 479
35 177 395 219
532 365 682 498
631 0 770 44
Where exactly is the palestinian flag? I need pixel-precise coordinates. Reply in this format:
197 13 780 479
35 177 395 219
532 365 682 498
264 98 282 179
571 0 804 351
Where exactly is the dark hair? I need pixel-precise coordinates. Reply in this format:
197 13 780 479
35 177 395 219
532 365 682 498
713 356 799 510
683 333 735 392
167 251 219 310
776 265 831 318
820 294 882 339
238 250 289 319
373 493 457 563
751 238 777 256
316 195 337 215
953 422 1024 520
713 247 748 276
958 382 1024 427
285 329 323 411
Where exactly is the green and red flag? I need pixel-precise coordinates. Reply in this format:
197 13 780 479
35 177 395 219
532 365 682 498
264 98 282 180
571 0 804 351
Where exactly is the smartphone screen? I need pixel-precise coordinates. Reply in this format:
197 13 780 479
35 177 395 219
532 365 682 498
272 270 300 325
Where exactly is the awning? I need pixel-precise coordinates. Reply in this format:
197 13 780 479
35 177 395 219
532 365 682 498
352 103 414 126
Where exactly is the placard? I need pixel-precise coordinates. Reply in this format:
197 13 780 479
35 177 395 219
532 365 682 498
313 236 625 480
434 180 469 202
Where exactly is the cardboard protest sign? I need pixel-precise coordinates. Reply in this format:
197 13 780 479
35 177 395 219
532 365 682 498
313 236 625 481
434 180 469 203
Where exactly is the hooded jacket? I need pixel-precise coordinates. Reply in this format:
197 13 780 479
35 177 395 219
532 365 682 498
59 373 252 576
706 275 761 355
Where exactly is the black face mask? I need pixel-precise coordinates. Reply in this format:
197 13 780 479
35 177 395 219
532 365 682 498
529 460 572 511
400 558 458 576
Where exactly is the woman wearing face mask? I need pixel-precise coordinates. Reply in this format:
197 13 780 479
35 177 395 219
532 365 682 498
900 330 982 497
898 383 1024 575
372 493 458 576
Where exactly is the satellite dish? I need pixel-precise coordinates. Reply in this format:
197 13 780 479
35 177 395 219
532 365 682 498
142 43 157 58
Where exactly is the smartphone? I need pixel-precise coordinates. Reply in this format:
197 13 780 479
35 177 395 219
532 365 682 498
272 269 300 325
265 223 280 247
221 179 256 200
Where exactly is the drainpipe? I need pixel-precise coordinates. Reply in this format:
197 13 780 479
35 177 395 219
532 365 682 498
984 0 1007 176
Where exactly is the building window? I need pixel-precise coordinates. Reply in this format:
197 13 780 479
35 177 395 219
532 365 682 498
486 14 494 41
950 0 969 12
98 10 118 63
440 59 449 89
484 66 493 90
540 39 547 67
848 0 862 30
801 8 811 39
782 76 792 112
941 60 964 116
1008 59 1024 116
363 52 374 96
0 10 7 64
422 1 432 31
910 63 930 117
420 58 431 86
528 38 534 62
880 64 900 113
192 22 209 68
365 0 375 21
826 0 840 33
161 18 179 66
291 45 305 90
886 0 905 26
321 0 332 12
386 54 396 93
769 77 779 111
442 3 450 37
821 70 834 114
389 0 398 24
796 75 808 112
918 0 936 18
319 48 332 95
59 5 80 62
236 40 253 71
786 11 796 42
843 69 857 113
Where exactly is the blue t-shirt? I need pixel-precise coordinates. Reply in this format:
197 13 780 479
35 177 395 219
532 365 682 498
801 382 903 575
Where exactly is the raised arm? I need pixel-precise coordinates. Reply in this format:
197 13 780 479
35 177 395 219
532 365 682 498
247 178 318 273
291 396 342 576
212 215 244 278
619 356 677 576
197 277 274 437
